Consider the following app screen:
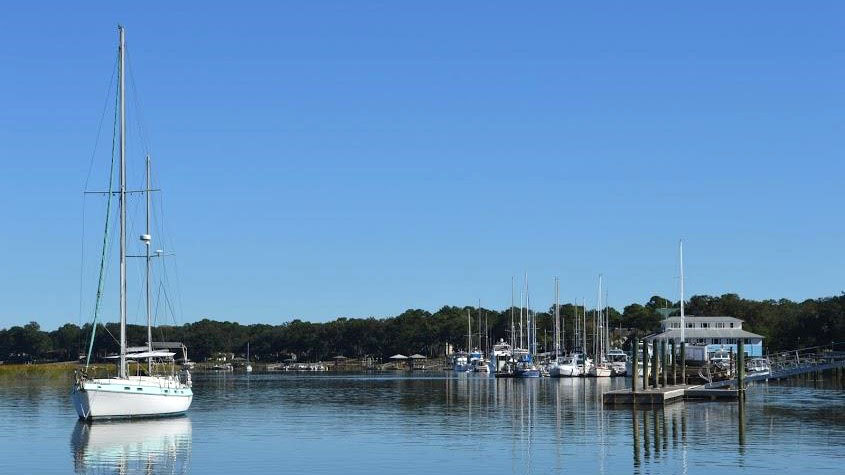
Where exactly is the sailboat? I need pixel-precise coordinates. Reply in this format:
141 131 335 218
245 342 253 373
71 26 193 419
588 275 612 377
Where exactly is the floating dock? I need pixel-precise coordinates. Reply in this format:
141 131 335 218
603 384 739 406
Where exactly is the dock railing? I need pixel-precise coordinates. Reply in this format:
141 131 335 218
705 341 845 388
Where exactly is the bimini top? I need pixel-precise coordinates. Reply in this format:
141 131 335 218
104 351 176 359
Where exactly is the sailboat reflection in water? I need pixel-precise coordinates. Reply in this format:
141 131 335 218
71 417 192 474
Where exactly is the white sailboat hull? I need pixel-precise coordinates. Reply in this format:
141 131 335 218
550 364 582 377
72 378 192 420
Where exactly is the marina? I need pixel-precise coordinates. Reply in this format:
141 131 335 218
2 370 844 474
1 4 843 475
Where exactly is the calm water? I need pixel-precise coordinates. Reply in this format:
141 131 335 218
1 372 843 474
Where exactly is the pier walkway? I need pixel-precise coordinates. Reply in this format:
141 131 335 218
705 342 845 389
603 384 739 406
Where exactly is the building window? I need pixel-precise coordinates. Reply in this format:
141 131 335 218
713 339 721 345
687 323 694 328
730 323 734 328
700 322 708 328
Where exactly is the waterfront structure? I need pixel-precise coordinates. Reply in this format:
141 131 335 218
648 315 764 361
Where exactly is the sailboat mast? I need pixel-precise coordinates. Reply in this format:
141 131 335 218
145 155 152 373
554 277 560 360
582 297 586 356
510 277 515 348
680 239 685 348
477 299 481 353
118 25 127 380
519 289 525 348
597 274 602 359
467 309 471 352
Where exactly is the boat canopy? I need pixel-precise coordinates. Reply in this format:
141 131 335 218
104 351 176 359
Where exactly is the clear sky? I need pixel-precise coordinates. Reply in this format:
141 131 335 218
1 2 842 330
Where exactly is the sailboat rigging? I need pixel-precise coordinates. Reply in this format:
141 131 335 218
72 25 193 420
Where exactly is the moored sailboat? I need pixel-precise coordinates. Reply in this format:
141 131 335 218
71 26 193 420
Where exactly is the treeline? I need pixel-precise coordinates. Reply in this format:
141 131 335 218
1 293 843 363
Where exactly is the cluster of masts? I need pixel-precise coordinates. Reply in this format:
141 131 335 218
462 238 689 366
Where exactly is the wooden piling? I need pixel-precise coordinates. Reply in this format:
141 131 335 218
737 339 745 391
670 340 677 386
642 339 649 390
632 339 639 393
652 340 659 388
662 340 669 387
680 342 686 384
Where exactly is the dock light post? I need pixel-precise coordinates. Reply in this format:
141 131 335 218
632 339 639 393
642 339 649 391
680 342 686 385
670 340 676 386
737 339 745 392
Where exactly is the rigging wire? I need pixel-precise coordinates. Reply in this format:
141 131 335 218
79 53 117 336
84 49 121 369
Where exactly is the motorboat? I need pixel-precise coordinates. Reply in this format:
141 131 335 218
550 354 583 377
512 349 540 378
607 348 628 376
488 339 513 374
748 357 771 376
451 352 470 372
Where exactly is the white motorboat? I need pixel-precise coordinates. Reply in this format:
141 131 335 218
488 339 513 374
72 26 192 420
550 354 583 377
607 348 628 376
452 352 471 372
748 357 771 376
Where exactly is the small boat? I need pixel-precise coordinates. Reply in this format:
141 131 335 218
451 352 471 372
588 362 612 377
488 339 513 374
748 357 770 376
550 354 583 377
513 349 540 378
210 363 233 371
472 359 490 373
607 348 628 376
245 342 253 373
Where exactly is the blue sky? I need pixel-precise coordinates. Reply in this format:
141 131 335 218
1 2 842 330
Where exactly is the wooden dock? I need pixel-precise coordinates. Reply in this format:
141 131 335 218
603 384 739 406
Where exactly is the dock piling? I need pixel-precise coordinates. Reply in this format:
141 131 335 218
662 340 669 387
652 340 659 388
680 342 686 384
670 340 676 386
632 339 639 393
737 339 745 391
642 339 649 390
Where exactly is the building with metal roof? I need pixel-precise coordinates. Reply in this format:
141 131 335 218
647 315 764 361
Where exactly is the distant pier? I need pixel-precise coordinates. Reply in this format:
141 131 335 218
603 384 739 406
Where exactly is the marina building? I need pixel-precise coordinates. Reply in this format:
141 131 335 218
648 315 764 361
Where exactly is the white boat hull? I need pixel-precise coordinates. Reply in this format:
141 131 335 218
550 364 582 377
72 379 192 420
